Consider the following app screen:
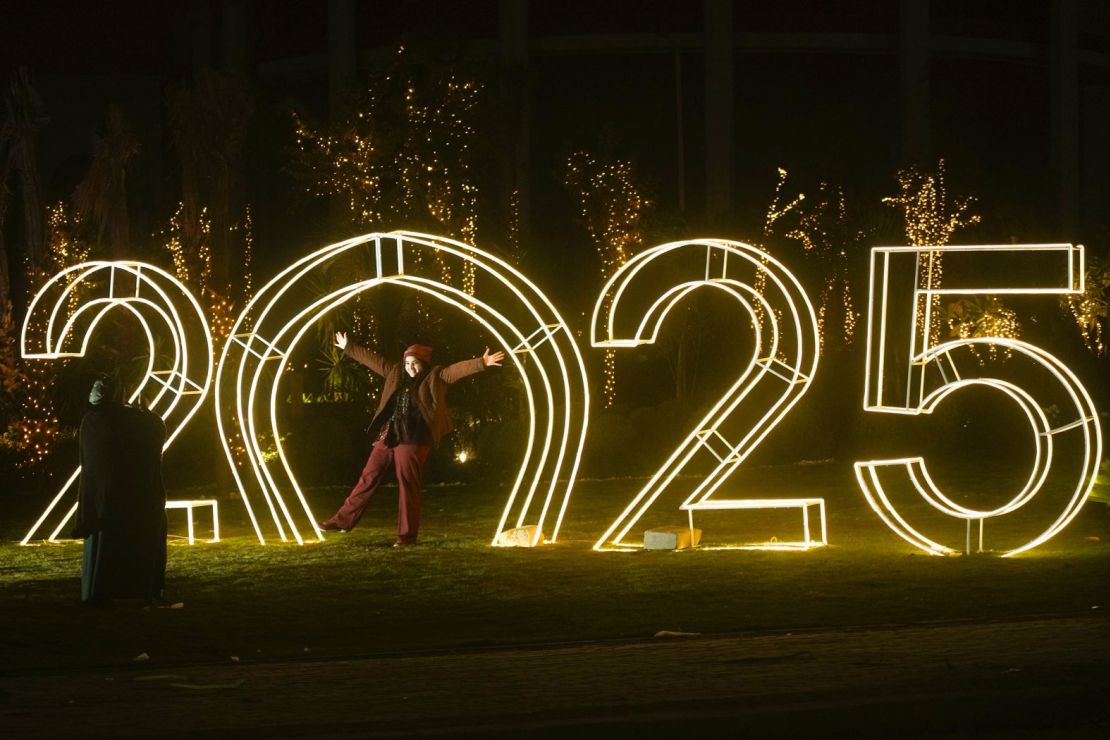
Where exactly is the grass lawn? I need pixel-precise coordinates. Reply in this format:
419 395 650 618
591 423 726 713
2 460 1109 673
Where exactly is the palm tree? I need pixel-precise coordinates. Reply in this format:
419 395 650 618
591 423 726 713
166 70 253 294
74 104 139 259
0 67 49 307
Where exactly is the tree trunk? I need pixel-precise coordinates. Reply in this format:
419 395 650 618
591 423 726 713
0 165 11 309
14 139 44 269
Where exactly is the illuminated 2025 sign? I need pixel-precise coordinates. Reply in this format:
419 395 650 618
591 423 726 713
16 236 1104 556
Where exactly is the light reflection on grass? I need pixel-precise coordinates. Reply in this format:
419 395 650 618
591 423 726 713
1 460 1108 672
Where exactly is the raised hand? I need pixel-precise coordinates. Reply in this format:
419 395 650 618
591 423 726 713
482 347 505 367
334 331 348 350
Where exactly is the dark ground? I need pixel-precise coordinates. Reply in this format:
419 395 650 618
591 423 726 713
2 461 1109 737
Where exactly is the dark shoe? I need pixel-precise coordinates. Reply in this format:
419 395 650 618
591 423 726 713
319 520 349 533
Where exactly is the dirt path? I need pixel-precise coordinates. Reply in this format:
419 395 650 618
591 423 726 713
3 613 1109 738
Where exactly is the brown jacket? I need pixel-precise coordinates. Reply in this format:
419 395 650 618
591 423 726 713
344 343 486 446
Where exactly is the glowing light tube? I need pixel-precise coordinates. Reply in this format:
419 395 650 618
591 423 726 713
19 262 214 544
856 244 1102 556
216 232 589 546
590 239 822 551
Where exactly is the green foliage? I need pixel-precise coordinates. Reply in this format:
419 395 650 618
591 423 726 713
1091 459 1110 505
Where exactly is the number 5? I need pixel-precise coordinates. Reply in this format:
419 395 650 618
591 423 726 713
856 244 1102 556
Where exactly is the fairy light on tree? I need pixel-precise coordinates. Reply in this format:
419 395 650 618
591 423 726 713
160 202 212 295
563 151 652 407
291 45 484 298
239 205 254 309
43 203 93 314
1061 254 1108 356
946 296 1021 363
204 205 256 349
763 168 806 235
782 180 861 352
158 202 253 356
752 169 807 331
506 187 523 265
0 300 60 471
883 160 981 346
0 202 90 472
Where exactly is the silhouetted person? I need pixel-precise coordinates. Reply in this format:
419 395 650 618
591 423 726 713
73 376 167 603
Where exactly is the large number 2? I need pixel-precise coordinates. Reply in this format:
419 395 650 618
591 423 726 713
20 262 213 544
855 244 1103 556
591 240 821 550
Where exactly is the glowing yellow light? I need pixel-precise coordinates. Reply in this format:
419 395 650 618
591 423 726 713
1060 254 1108 356
857 244 1102 556
165 499 220 544
216 231 589 547
882 160 981 349
563 151 651 408
291 51 482 292
590 239 823 551
19 262 214 545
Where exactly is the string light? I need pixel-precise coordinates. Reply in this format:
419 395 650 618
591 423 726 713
160 202 212 296
563 152 652 407
946 296 1020 362
767 175 860 352
291 46 483 298
0 303 60 469
507 187 523 264
239 205 254 324
883 160 981 346
0 202 92 471
1060 254 1108 356
745 169 805 333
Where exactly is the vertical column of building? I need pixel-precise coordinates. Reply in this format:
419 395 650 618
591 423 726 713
500 0 531 243
899 0 930 164
703 0 734 223
189 0 214 72
329 0 357 232
329 0 357 118
1051 0 1079 233
221 0 247 75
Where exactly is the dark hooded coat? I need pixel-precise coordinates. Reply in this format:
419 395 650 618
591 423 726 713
74 403 167 601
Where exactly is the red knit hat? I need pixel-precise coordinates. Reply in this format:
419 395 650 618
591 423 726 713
403 344 433 363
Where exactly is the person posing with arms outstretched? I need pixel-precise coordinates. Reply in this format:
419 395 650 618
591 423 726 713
319 332 504 546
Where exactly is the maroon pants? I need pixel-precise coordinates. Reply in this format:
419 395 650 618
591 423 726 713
328 442 431 542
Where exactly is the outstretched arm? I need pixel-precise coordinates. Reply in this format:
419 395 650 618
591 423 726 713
439 347 504 384
335 331 394 377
